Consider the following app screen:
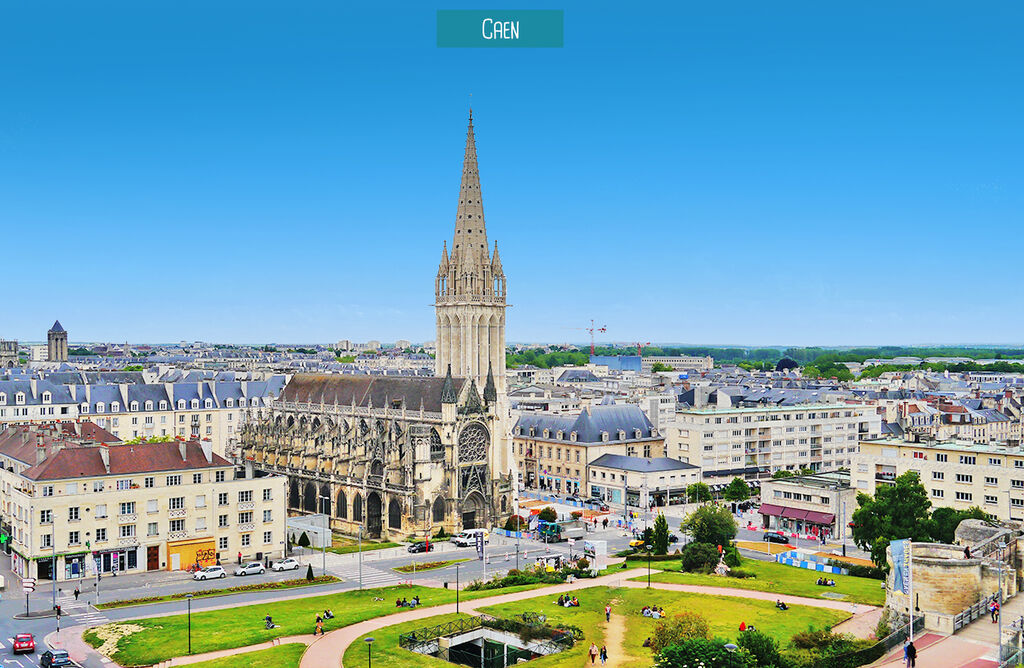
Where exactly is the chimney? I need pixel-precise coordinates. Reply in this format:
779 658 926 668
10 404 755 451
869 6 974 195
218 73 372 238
179 441 188 462
99 443 110 473
201 441 213 464
35 433 46 466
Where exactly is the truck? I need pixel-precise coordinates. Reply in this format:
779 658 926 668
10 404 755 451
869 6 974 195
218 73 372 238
537 520 585 542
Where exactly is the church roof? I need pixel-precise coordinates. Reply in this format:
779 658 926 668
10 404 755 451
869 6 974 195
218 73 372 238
49 320 65 333
281 374 467 413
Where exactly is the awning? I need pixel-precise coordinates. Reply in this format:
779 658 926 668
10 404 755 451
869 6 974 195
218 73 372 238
781 507 809 520
758 503 785 517
804 511 836 525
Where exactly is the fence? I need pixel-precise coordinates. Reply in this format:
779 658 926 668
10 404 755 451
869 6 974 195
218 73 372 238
818 614 924 668
953 592 1000 632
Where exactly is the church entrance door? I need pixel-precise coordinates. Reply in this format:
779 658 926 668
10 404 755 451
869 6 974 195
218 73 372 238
367 492 383 538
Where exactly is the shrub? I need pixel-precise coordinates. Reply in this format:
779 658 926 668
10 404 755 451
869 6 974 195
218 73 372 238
736 630 781 667
681 542 720 573
654 637 755 667
825 560 886 580
504 515 526 531
434 527 448 538
538 506 557 522
570 511 583 520
727 568 754 579
577 557 590 569
723 543 742 568
305 564 314 581
649 612 710 653
873 608 893 640
653 514 670 555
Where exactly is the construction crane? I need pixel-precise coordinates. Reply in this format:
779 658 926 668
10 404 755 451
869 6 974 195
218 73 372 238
635 342 651 357
564 319 607 355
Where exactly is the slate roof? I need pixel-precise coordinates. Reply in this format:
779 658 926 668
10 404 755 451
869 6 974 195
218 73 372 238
514 404 658 444
281 374 467 413
589 454 697 473
49 320 65 333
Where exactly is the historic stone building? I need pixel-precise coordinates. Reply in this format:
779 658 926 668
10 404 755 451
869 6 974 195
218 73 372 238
47 320 68 363
238 113 513 540
0 339 17 369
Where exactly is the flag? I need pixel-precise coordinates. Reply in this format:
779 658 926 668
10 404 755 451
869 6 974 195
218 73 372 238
891 539 911 595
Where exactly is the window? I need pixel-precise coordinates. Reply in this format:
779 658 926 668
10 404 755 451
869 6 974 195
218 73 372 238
120 524 136 538
1013 480 1024 489
147 499 158 513
985 495 998 505
1013 498 1024 508
41 534 52 548
218 514 228 528
990 458 1003 466
69 530 80 545
93 481 104 492
218 492 229 506
960 456 976 465
936 454 948 463
218 536 228 549
955 474 972 483
40 509 53 524
68 507 80 521
170 519 185 532
932 489 944 498
193 473 203 484
65 482 78 495
148 522 159 536
144 477 154 488
96 528 106 542
169 497 185 510
241 533 251 547
239 490 253 503
264 531 272 544
196 495 206 508
215 470 225 483
955 491 972 502
120 502 135 515
95 504 107 518
117 479 132 491
42 485 54 497
1017 460 1024 469
985 477 998 486
196 517 207 531
932 471 944 480
263 488 273 502
263 509 272 522
239 511 253 523
166 475 182 486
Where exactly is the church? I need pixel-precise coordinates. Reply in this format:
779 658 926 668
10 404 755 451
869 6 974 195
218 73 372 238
238 112 514 540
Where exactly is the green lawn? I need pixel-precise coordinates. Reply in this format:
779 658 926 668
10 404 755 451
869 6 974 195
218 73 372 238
327 536 401 555
187 643 306 668
84 583 543 667
393 558 471 574
97 576 340 609
631 558 885 606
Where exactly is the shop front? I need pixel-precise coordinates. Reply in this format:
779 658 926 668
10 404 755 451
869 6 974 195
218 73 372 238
758 503 835 537
167 537 217 571
64 552 89 579
96 547 140 575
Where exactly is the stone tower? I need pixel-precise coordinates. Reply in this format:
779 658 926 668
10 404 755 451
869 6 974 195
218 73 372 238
47 320 68 363
435 111 507 397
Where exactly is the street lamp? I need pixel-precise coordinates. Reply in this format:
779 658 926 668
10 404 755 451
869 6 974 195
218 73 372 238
318 494 330 577
186 594 193 655
645 545 653 588
456 563 460 614
365 636 375 667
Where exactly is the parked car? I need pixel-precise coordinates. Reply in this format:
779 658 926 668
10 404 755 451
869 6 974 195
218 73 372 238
234 561 266 576
193 565 227 580
40 650 75 667
12 633 35 653
407 541 434 553
763 532 790 544
451 529 489 547
272 557 301 572
565 494 581 503
587 497 610 511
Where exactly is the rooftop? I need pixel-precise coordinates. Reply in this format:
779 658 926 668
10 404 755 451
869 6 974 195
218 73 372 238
589 454 698 473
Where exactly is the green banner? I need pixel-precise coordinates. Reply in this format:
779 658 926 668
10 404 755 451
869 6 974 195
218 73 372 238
437 10 564 48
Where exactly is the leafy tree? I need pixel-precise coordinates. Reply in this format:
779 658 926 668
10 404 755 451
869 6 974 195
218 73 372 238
736 630 781 667
681 542 720 572
723 543 742 568
771 470 795 479
655 638 755 668
537 506 557 523
682 504 737 548
336 355 356 363
123 365 144 371
930 506 990 544
123 435 173 444
851 471 932 567
653 514 670 555
723 477 751 502
651 362 675 373
649 612 710 653
775 357 799 372
686 482 711 503
305 564 314 581
504 515 527 531
298 531 311 548
642 526 654 546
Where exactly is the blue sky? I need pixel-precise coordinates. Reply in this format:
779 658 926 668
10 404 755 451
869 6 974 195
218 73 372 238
1 1 1021 346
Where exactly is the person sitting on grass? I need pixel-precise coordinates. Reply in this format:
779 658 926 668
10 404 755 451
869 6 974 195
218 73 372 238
776 600 788 611
324 609 334 619
413 595 420 606
265 614 275 629
557 594 565 606
396 598 402 607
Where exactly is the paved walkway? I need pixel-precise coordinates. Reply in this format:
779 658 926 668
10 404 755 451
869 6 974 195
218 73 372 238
870 634 996 668
154 635 314 667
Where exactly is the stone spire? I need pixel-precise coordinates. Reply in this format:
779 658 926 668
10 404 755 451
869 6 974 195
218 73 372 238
440 364 458 404
483 362 497 404
452 109 489 267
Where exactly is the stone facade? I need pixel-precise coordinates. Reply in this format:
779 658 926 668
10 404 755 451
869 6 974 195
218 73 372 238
0 339 17 368
47 320 68 363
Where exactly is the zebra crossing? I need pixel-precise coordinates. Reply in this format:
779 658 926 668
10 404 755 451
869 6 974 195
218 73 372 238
333 563 404 589
57 593 111 627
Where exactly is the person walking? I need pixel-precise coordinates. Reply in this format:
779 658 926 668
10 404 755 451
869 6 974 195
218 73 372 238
315 618 323 636
605 604 611 622
73 586 80 601
906 640 917 667
589 643 598 664
600 645 608 665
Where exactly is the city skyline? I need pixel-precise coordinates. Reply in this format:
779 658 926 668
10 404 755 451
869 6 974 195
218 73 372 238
2 2 1020 344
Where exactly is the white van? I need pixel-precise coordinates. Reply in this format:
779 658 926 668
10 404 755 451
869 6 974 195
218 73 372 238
452 528 489 547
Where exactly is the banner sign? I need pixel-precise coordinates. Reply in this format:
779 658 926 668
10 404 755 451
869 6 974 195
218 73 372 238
475 532 485 561
891 539 911 595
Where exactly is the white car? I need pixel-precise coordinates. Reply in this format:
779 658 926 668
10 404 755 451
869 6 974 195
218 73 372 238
235 561 266 576
272 557 300 572
193 565 227 580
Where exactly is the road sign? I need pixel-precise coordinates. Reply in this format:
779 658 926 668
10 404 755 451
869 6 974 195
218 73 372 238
475 532 484 561
22 577 36 593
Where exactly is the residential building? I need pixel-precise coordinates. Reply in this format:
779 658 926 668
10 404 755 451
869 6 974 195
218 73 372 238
758 470 855 540
0 423 286 582
641 355 713 374
587 453 699 507
0 339 17 368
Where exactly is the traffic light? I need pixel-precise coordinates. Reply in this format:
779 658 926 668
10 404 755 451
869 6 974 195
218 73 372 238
54 604 61 618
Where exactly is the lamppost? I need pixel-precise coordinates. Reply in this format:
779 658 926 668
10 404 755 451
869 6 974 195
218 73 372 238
999 542 1007 662
318 494 330 577
357 525 363 590
365 636 375 667
456 563 460 614
186 594 193 655
645 545 653 588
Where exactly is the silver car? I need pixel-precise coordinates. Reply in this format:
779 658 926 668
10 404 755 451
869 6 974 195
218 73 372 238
235 561 266 576
272 557 300 572
193 565 227 580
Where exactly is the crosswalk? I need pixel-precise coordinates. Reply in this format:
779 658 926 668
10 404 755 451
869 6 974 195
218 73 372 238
58 593 110 627
333 563 404 589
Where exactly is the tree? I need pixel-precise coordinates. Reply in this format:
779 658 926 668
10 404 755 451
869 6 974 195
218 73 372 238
685 482 711 503
537 506 557 522
736 630 781 667
651 362 675 373
681 542 720 572
298 531 311 548
851 471 932 567
775 357 799 372
653 514 670 555
771 470 795 479
649 612 710 653
305 564 315 581
682 504 737 548
504 515 527 531
930 506 990 544
723 477 750 502
655 638 755 668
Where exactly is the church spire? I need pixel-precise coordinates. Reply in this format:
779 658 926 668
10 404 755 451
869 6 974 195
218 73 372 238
451 110 489 270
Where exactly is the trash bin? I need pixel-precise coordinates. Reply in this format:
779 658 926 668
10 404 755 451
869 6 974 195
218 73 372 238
443 581 449 589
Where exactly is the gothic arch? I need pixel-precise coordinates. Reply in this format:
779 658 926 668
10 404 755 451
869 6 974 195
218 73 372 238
352 493 363 522
429 428 444 460
500 495 507 513
303 481 317 512
432 496 446 523
367 492 383 537
289 479 300 509
370 460 384 477
461 491 486 530
388 498 402 530
336 489 347 519
318 483 331 515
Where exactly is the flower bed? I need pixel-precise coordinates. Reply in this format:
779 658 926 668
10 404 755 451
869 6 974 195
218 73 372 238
393 558 469 574
96 575 340 609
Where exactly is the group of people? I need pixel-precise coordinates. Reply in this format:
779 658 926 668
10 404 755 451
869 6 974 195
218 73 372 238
816 577 836 587
641 605 664 619
588 642 610 665
775 599 789 611
903 640 917 667
990 599 1001 622
395 595 421 608
738 622 757 632
556 594 580 607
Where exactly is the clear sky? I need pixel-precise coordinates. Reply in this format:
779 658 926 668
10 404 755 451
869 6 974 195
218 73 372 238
1 1 1021 346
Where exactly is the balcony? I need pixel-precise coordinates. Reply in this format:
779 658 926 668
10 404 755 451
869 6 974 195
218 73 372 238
168 531 188 540
239 502 255 510
118 513 137 523
239 523 255 531
168 509 187 519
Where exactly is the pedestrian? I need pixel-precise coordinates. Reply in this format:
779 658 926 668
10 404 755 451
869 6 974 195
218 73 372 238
906 640 916 667
315 618 323 636
73 586 80 601
600 645 608 665
589 642 598 664
903 641 910 667
605 604 611 622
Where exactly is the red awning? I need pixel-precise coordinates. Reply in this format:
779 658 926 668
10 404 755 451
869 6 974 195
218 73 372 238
781 507 809 520
758 503 784 517
804 511 836 525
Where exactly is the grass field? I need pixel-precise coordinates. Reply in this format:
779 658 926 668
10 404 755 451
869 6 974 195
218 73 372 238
343 586 848 668
632 558 885 606
187 643 306 668
327 535 401 555
393 558 470 574
84 583 543 667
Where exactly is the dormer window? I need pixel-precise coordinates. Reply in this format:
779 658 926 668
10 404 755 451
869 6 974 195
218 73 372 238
543 429 550 438
570 431 577 442
80 403 88 413
557 430 564 440
15 392 25 405
111 402 120 412
190 399 199 410
634 428 642 439
130 401 139 411
177 400 186 410
204 399 213 409
529 427 536 437
0 393 6 405
159 400 167 410
145 400 153 411
96 402 105 413
515 427 522 436
226 399 234 408
602 431 609 442
618 430 626 441
42 392 52 404
238 398 246 407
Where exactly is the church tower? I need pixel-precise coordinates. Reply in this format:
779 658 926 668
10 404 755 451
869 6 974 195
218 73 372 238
47 320 68 363
435 111 507 397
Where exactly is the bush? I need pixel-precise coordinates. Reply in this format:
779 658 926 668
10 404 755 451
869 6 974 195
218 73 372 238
570 511 583 520
723 543 742 568
681 542 720 573
727 568 754 579
464 571 563 591
654 637 755 667
434 527 448 538
825 560 886 580
577 557 590 569
538 506 557 522
305 564 314 581
504 515 526 531
649 612 710 653
736 630 781 667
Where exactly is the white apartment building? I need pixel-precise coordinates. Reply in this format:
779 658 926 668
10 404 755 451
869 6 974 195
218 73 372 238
672 404 882 481
641 356 714 374
0 423 287 582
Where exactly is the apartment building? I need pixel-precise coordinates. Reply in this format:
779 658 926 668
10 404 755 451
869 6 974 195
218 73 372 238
587 453 700 507
512 403 666 496
641 355 714 374
854 436 1024 523
0 423 286 582
672 404 882 481
758 470 856 540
